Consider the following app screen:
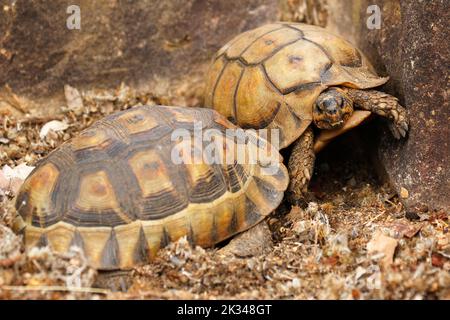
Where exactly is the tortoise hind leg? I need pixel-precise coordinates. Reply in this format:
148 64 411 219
93 270 133 292
341 88 409 139
218 221 273 258
287 127 315 205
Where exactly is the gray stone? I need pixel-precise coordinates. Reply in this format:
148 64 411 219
0 0 278 115
293 0 449 212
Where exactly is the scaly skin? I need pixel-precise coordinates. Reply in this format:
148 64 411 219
287 127 315 205
218 221 273 258
341 88 409 139
94 270 133 292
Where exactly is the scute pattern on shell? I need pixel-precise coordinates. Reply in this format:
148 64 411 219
204 22 388 148
15 105 289 270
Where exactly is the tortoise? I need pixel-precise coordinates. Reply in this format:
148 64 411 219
204 22 409 203
13 105 289 270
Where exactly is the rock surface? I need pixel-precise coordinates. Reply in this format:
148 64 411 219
0 0 278 115
292 0 449 212
373 1 449 213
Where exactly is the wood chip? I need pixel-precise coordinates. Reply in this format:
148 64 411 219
400 187 409 199
367 230 398 268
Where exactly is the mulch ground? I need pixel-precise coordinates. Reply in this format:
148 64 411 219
0 84 448 299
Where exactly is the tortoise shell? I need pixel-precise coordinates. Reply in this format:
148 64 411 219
14 105 288 270
204 22 388 148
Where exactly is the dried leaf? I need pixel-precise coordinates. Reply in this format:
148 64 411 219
431 253 448 268
2 163 35 181
385 219 424 239
354 266 367 281
400 187 409 199
0 137 9 144
367 230 398 268
1 163 35 194
39 120 69 139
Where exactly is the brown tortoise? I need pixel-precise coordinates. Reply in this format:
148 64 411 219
204 22 409 203
14 105 289 270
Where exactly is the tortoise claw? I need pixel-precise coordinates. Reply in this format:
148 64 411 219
389 121 408 139
401 121 409 132
389 123 401 139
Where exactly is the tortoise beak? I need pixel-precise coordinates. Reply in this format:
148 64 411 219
329 119 344 127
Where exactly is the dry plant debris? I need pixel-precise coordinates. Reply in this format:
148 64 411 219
0 163 34 196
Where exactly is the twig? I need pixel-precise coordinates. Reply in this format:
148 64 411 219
18 115 65 125
363 212 386 226
0 285 110 295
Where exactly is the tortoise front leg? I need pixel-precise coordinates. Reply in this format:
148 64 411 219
218 221 273 258
287 127 315 205
341 88 409 139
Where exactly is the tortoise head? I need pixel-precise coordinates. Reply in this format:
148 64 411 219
313 88 354 130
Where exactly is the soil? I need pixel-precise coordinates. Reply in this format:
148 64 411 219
0 84 448 299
